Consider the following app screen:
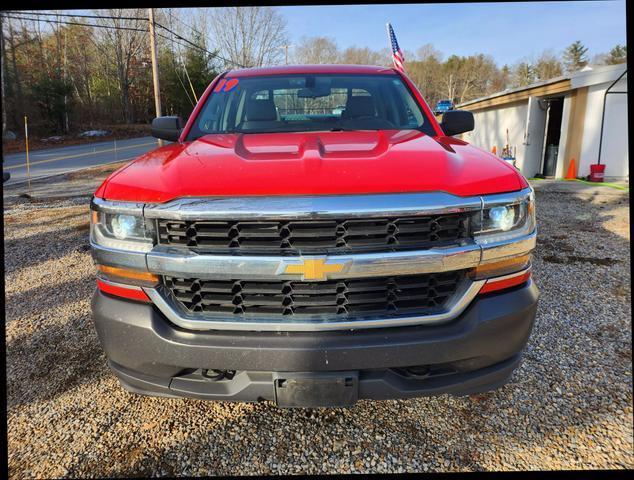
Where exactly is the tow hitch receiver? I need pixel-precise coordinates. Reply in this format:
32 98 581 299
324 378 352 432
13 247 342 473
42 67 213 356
273 372 359 408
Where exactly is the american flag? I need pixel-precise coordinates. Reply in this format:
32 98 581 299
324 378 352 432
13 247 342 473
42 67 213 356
387 23 405 72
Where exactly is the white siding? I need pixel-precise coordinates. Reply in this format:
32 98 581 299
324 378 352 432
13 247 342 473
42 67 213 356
461 101 529 170
578 77 628 179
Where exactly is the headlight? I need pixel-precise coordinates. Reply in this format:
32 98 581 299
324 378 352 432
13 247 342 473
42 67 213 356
90 209 154 252
472 190 535 245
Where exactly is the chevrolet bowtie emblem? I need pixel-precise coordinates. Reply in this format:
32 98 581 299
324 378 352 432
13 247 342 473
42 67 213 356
278 258 350 281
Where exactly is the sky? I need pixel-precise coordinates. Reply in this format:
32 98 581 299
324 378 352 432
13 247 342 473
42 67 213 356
278 1 627 66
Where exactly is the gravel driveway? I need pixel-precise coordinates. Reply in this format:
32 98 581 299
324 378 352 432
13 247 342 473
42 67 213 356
5 181 632 476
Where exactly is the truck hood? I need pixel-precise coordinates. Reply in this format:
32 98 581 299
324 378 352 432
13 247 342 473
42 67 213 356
97 130 527 203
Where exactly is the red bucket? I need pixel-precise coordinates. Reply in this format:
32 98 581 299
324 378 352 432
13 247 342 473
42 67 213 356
589 164 605 182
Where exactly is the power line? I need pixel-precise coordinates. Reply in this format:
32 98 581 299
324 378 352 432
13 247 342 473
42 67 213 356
4 10 147 22
4 10 246 68
166 10 195 107
167 10 206 44
154 29 244 69
1 14 149 33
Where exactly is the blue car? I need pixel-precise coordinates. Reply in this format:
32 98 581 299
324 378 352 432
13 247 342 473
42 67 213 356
434 99 454 115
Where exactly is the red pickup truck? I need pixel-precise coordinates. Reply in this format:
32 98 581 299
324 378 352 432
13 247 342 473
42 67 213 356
90 65 538 407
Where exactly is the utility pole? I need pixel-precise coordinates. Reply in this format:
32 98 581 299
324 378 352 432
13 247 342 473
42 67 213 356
281 44 291 65
148 9 163 145
148 9 162 117
1 15 7 139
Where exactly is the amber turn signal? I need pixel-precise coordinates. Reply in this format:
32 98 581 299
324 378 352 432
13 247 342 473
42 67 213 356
470 254 531 280
97 265 159 287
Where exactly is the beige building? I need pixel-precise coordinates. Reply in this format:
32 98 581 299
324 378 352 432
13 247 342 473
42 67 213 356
457 63 628 181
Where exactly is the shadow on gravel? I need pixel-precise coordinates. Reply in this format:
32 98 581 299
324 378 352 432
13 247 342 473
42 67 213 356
4 275 95 324
6 310 108 410
4 209 89 230
3 225 91 274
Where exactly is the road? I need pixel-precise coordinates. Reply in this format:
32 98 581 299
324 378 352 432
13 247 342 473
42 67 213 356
2 136 160 185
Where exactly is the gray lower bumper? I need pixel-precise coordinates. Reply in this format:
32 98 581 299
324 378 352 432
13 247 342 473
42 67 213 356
92 280 538 405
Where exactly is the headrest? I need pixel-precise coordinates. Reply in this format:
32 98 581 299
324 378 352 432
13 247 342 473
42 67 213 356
245 99 277 121
344 95 376 118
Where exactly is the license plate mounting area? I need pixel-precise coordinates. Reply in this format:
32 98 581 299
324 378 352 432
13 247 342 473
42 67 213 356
273 371 359 408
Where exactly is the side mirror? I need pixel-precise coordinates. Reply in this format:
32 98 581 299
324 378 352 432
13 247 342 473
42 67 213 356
440 110 474 136
151 116 183 142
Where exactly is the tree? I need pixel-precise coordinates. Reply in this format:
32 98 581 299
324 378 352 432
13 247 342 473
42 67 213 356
95 9 149 124
534 50 563 80
293 36 339 64
512 62 536 87
491 64 511 92
207 7 288 68
605 44 627 65
340 46 385 65
416 43 443 62
442 54 500 105
406 45 444 107
562 40 589 73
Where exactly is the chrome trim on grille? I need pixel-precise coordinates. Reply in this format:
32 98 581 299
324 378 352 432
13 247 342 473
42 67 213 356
90 241 149 271
97 277 144 291
480 229 537 263
143 278 486 332
91 196 144 216
146 243 482 280
143 192 483 220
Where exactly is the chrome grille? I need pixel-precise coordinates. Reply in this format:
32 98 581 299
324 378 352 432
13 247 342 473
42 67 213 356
157 214 470 254
163 270 466 318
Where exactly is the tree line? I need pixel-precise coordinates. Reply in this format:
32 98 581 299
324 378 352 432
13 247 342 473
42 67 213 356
292 36 626 109
1 8 627 138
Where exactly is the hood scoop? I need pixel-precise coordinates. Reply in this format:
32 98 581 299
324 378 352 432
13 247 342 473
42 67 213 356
224 131 393 161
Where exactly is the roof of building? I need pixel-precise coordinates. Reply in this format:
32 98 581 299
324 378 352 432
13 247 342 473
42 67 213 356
457 62 626 110
226 64 396 77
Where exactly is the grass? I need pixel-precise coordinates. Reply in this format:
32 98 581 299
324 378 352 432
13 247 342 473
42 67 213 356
572 179 629 191
527 177 629 191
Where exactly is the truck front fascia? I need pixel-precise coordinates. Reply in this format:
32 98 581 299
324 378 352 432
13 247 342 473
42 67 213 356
90 188 536 332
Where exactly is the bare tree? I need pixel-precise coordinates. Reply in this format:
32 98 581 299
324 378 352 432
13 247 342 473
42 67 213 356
534 50 563 80
95 9 149 124
293 36 339 64
416 43 443 62
340 46 385 65
207 7 288 68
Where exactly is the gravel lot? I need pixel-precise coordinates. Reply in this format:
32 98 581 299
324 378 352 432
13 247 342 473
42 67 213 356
4 180 632 476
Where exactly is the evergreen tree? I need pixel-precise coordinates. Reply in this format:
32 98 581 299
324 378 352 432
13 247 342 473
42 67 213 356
606 44 627 65
563 41 589 73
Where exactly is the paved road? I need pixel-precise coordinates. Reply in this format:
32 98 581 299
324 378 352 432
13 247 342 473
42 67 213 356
2 136 160 185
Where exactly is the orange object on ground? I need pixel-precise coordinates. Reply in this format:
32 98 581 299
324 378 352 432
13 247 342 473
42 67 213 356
491 146 497 155
565 158 577 180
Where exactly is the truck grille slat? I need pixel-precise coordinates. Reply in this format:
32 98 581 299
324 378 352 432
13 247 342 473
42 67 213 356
157 213 469 254
163 271 465 319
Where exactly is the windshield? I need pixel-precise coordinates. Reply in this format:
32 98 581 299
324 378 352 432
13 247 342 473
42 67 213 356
187 74 435 139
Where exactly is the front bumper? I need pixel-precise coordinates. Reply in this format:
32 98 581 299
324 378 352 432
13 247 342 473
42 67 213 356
92 279 539 405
